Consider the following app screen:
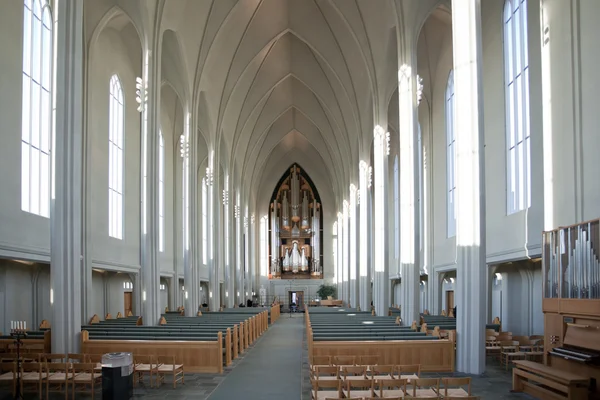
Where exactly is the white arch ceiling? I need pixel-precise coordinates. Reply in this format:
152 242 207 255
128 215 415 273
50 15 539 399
86 0 443 207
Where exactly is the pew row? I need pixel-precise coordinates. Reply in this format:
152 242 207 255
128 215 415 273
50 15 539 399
0 330 51 354
80 330 224 373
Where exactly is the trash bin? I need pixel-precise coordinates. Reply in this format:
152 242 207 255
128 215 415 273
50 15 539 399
101 352 133 400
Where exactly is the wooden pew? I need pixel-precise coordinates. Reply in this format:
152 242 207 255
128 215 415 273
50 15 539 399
80 330 224 373
512 360 589 399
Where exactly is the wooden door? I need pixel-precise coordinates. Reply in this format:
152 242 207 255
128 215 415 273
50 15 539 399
446 291 455 315
124 292 132 316
297 291 304 308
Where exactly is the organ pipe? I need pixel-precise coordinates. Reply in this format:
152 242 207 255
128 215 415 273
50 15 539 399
543 219 600 299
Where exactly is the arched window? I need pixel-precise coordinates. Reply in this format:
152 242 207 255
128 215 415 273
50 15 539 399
504 0 531 213
446 70 456 238
21 0 52 217
108 75 124 239
393 156 399 259
202 178 208 265
158 131 164 252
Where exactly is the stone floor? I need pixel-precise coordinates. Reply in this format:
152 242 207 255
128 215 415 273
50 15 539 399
0 315 537 399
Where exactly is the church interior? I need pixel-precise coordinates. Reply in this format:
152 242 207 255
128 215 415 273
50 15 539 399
0 0 599 399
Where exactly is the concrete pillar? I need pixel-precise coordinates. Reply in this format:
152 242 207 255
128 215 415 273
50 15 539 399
336 212 343 300
139 36 162 325
358 162 369 312
349 184 358 308
451 0 487 374
398 61 421 327
236 194 243 306
50 0 83 353
207 151 220 311
373 125 390 317
342 200 349 303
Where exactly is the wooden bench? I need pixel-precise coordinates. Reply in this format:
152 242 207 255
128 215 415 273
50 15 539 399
80 330 224 373
512 360 589 399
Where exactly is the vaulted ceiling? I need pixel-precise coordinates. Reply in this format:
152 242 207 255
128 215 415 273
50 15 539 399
87 0 441 210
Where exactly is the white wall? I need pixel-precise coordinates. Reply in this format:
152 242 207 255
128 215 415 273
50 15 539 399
90 271 131 319
87 26 142 271
542 0 600 227
0 0 50 262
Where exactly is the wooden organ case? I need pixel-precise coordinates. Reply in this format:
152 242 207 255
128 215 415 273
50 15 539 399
543 218 600 396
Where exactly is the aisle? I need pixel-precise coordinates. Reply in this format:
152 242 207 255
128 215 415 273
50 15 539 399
208 314 305 399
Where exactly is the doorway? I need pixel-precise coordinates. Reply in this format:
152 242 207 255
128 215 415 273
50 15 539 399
446 290 454 316
124 292 132 316
289 291 303 311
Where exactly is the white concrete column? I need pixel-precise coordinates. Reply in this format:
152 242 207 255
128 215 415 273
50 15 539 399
373 126 390 317
451 0 487 374
222 175 233 308
244 210 250 303
183 110 199 316
235 194 243 306
398 63 420 326
336 212 343 299
207 151 219 311
358 161 369 311
342 201 349 303
349 185 358 307
248 214 255 301
50 0 83 353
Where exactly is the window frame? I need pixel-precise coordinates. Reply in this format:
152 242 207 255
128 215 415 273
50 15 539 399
446 70 456 238
108 74 124 240
503 0 531 214
21 0 53 218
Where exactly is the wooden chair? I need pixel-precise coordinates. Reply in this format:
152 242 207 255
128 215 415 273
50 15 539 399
312 365 339 381
341 366 367 381
376 377 408 398
41 354 66 363
407 377 440 398
500 341 525 370
71 363 101 400
0 361 17 397
343 378 374 399
359 355 379 366
485 336 501 360
370 364 396 379
311 377 342 400
398 364 421 382
312 355 332 368
440 377 471 397
134 355 158 387
155 355 184 388
332 355 355 366
45 362 72 400
66 354 86 363
20 361 44 399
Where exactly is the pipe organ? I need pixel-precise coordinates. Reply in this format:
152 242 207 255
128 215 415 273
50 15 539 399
542 218 600 395
269 164 323 279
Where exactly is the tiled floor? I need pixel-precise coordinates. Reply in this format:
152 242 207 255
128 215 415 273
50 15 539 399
1 315 537 399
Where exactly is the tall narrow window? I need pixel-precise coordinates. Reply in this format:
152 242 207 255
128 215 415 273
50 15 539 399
108 75 124 239
446 71 456 237
332 221 338 284
260 216 268 277
158 131 164 252
202 178 208 265
504 0 531 213
393 156 399 259
21 0 52 217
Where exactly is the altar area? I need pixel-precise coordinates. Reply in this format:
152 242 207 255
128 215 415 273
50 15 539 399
267 279 325 309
